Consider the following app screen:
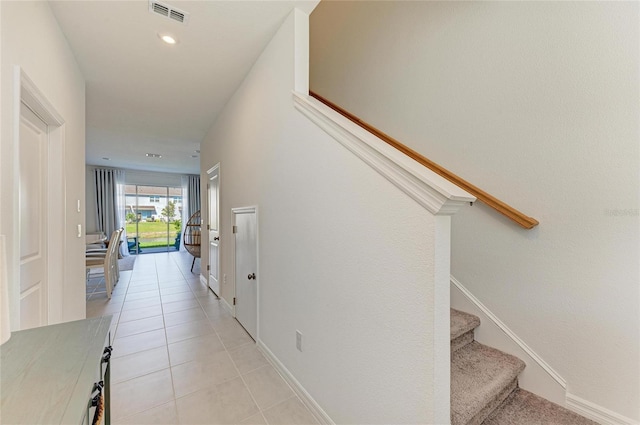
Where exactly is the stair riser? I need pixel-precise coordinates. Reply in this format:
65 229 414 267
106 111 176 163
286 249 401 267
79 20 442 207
451 341 526 425
450 309 596 425
451 330 474 353
467 379 518 425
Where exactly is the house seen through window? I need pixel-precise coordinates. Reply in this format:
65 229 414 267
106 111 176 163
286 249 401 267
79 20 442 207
125 185 183 254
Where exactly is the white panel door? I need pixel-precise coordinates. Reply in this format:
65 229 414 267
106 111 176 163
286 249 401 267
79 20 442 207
234 208 257 340
208 165 220 296
19 104 48 330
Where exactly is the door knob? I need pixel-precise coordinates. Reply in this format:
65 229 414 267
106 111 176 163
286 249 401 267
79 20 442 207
248 273 256 280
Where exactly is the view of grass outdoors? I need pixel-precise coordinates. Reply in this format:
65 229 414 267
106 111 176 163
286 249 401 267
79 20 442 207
125 185 183 253
125 220 181 250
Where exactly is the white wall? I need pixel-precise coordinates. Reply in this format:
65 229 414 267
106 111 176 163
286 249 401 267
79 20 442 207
310 1 639 421
1 1 86 325
200 9 448 424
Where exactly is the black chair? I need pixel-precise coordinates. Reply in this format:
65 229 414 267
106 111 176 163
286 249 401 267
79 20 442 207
127 236 141 254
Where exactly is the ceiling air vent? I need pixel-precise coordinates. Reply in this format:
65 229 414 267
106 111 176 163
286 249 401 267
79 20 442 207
169 9 186 23
149 1 190 25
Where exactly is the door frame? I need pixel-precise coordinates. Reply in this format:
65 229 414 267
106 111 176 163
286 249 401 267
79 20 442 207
206 163 220 297
11 67 65 327
231 206 259 340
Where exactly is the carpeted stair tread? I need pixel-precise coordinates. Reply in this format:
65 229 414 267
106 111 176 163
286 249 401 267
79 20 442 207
451 309 481 353
483 389 599 425
451 342 526 425
451 309 481 341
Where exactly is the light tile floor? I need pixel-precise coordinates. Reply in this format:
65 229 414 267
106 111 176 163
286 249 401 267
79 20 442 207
86 251 318 425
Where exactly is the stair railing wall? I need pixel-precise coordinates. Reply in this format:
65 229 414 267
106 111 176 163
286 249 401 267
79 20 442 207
309 91 539 230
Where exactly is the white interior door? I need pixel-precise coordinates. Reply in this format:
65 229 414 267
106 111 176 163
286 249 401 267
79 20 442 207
234 208 257 340
19 103 48 330
207 164 220 296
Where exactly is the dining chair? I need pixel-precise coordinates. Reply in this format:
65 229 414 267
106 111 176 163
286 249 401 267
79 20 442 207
86 228 122 298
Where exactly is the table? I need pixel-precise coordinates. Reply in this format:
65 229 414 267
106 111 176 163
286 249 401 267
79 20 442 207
86 232 107 246
0 316 113 424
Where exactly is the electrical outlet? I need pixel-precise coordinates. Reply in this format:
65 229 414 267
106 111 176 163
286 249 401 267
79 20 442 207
296 330 303 352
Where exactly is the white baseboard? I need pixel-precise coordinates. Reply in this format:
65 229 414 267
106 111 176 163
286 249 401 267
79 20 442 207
452 276 639 424
221 296 234 315
451 276 567 405
257 340 334 425
199 274 207 286
566 393 639 425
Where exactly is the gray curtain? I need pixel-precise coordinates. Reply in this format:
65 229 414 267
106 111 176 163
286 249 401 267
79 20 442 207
187 175 201 217
180 175 200 251
94 168 127 256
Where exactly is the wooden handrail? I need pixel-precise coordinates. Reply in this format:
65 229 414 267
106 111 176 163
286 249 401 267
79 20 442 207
309 90 539 229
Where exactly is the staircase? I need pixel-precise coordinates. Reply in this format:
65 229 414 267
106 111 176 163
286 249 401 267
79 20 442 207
450 309 598 425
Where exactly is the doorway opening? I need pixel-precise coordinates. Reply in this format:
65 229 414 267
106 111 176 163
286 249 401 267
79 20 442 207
124 185 183 254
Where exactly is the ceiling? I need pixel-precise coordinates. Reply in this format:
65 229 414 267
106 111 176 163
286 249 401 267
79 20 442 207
49 0 318 175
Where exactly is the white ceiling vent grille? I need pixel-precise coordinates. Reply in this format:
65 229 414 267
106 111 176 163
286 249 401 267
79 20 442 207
149 1 190 25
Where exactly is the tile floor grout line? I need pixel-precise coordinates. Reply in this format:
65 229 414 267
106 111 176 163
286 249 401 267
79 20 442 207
170 264 261 421
262 394 302 417
232 358 271 378
113 255 177 421
92 252 317 424
215 328 266 423
114 399 177 424
165 262 208 423
153 255 180 420
111 364 171 386
112 269 137 340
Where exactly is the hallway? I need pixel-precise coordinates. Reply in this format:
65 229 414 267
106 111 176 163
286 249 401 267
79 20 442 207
86 251 318 424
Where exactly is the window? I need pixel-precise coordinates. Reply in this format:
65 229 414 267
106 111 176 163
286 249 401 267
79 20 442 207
126 185 182 254
172 196 181 203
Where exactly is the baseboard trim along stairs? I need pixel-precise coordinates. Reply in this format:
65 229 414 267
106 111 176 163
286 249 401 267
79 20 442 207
451 308 599 425
564 394 640 425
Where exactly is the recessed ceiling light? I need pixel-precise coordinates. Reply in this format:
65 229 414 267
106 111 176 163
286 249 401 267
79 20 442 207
191 155 198 158
159 34 177 45
102 157 110 160
195 150 200 154
146 153 162 158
